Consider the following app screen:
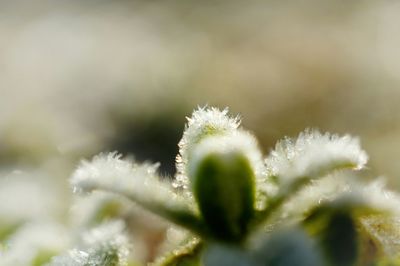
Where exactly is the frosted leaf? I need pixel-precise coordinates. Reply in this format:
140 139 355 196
187 130 274 211
281 174 400 222
281 174 351 220
82 220 129 265
47 221 130 266
47 249 89 266
70 152 199 232
265 129 368 184
71 152 159 195
71 152 188 210
342 177 400 214
174 106 241 193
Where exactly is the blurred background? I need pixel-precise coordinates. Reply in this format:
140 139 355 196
1 0 400 263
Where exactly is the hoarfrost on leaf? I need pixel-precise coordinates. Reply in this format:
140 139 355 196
186 129 273 210
188 130 263 183
70 152 201 234
71 151 159 195
265 129 368 184
70 152 189 212
47 249 89 266
281 174 400 223
47 220 130 266
174 106 241 193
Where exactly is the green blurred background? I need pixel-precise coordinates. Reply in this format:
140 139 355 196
1 0 400 218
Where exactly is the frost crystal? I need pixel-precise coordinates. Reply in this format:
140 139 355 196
188 130 264 181
174 106 241 192
47 221 129 266
82 220 129 265
48 249 89 266
187 129 276 211
281 174 400 222
265 129 368 184
348 177 400 214
70 152 194 223
71 151 159 194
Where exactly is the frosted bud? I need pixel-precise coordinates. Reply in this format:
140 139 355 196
174 106 240 191
188 131 259 242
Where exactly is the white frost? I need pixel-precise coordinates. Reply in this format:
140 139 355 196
47 221 129 266
70 152 194 220
265 129 368 184
188 130 264 181
174 106 241 192
71 152 159 194
282 174 400 221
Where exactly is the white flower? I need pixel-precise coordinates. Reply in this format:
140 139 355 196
174 106 241 191
265 129 368 184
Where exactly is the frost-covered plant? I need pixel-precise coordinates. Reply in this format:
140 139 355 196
47 220 129 266
51 106 400 265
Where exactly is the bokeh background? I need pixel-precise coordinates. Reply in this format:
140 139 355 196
1 0 400 263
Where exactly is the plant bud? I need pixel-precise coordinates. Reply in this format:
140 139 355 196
189 137 256 242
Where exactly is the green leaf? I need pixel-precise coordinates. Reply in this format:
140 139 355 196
91 199 124 225
114 188 208 237
71 153 207 237
192 152 255 242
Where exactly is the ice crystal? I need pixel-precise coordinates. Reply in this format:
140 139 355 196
188 130 263 182
70 152 196 231
337 177 400 214
265 129 368 184
186 129 274 210
47 221 129 266
174 106 241 192
71 152 159 195
48 249 89 266
281 174 400 222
